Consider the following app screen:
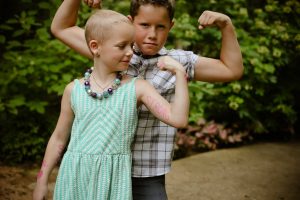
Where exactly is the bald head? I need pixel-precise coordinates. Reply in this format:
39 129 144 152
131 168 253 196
85 10 133 44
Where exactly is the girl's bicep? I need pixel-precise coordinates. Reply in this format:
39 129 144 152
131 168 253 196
137 80 171 123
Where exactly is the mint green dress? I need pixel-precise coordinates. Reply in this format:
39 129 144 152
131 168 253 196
54 78 138 200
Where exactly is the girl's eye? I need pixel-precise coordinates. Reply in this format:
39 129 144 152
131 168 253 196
117 45 125 49
140 23 149 27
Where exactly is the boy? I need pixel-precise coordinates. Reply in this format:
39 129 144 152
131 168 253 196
51 0 243 199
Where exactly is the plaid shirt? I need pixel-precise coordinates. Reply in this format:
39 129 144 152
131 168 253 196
126 47 199 177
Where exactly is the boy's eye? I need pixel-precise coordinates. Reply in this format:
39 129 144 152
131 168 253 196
157 25 166 29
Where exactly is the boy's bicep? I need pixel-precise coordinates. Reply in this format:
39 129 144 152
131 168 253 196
194 56 232 82
54 26 93 59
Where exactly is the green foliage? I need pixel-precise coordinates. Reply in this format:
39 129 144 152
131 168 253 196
169 0 299 135
0 0 91 163
0 0 299 163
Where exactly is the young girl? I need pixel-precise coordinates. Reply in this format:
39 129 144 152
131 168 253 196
33 10 189 200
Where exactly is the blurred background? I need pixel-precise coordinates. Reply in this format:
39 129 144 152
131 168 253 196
0 0 299 164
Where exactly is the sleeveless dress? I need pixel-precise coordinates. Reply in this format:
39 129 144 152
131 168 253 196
54 78 138 200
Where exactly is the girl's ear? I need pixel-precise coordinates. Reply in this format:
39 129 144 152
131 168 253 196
89 40 101 57
127 15 133 22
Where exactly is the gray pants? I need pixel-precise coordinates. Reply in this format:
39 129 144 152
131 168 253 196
132 175 168 200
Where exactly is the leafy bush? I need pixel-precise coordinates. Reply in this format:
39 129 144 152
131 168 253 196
171 0 300 157
0 0 299 163
170 0 300 158
0 0 91 163
170 0 299 133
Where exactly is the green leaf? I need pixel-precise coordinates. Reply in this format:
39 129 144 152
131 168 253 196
12 29 25 37
38 2 51 9
8 96 26 107
0 35 6 44
62 74 73 82
6 18 18 24
0 102 5 112
0 24 13 30
6 40 22 49
27 101 48 114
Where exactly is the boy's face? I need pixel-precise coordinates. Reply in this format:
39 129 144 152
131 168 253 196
130 4 174 56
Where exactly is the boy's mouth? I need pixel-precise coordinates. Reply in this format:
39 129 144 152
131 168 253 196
143 42 157 46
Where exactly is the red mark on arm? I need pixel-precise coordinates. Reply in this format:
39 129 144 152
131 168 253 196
37 170 43 180
36 160 47 180
146 95 170 121
36 144 65 180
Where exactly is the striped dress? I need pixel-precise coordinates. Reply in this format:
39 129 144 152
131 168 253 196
54 78 138 200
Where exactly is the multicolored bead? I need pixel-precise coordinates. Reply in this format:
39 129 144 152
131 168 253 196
115 79 121 85
103 91 109 98
108 88 113 94
97 93 103 100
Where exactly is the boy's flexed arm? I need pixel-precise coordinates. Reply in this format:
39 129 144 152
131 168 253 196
194 11 244 82
51 0 99 59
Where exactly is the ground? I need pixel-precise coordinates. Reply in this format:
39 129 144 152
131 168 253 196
0 164 58 200
166 140 300 200
1 139 300 200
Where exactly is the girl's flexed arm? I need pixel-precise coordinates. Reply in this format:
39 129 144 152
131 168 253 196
136 56 189 128
33 83 74 200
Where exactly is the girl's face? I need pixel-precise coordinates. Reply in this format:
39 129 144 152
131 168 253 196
130 4 173 56
99 23 135 71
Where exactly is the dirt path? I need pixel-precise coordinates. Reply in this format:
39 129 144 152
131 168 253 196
166 140 300 200
1 139 299 200
0 164 58 200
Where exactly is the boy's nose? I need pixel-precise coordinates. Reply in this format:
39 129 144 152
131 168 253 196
148 27 157 39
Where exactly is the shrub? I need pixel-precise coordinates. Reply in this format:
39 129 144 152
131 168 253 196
0 0 299 163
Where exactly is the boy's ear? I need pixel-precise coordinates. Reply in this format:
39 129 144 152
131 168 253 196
169 20 175 30
127 15 133 22
89 40 101 57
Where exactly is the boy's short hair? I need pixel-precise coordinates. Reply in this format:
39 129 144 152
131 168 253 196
130 0 175 21
85 9 132 44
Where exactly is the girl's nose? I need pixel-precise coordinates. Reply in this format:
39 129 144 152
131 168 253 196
126 47 133 56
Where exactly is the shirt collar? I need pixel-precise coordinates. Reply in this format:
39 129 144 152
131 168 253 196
133 45 168 59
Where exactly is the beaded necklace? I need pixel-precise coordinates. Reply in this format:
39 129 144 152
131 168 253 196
84 67 122 100
91 73 115 91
